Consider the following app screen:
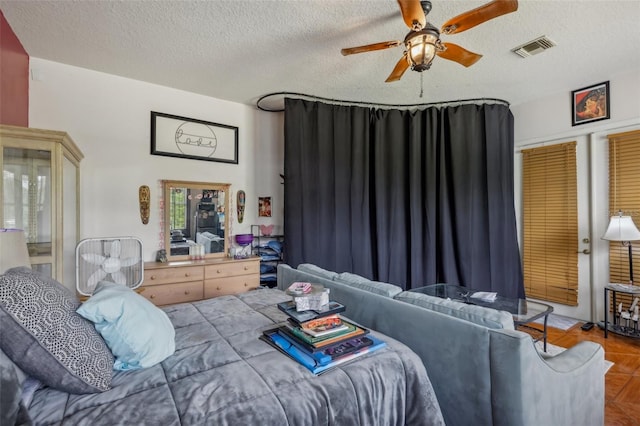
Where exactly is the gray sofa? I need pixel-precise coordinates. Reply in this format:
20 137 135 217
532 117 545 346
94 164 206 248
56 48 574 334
278 263 605 426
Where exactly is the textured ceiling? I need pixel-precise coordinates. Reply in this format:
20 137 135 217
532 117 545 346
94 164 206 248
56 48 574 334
1 0 639 110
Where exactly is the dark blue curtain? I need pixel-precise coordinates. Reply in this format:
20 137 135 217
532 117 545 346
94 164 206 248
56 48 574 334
284 98 524 298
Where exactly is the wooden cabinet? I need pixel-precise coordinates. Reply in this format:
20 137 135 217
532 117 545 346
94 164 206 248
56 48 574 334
204 259 260 298
0 125 83 294
142 265 204 306
143 257 259 306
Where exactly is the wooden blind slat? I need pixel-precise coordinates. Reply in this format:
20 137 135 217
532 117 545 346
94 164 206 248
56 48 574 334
522 141 578 305
607 130 640 295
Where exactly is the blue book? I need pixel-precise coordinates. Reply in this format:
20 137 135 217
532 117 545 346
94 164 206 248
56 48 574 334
262 327 387 375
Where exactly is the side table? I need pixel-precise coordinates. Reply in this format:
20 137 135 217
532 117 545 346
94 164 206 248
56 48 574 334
604 283 640 338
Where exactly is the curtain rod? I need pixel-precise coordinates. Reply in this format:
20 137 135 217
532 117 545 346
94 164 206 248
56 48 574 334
256 91 510 112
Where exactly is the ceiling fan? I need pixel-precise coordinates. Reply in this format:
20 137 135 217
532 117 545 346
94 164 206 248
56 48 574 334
341 0 518 82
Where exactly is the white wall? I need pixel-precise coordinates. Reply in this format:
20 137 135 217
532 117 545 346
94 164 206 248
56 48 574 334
512 68 640 321
28 58 284 266
28 57 640 318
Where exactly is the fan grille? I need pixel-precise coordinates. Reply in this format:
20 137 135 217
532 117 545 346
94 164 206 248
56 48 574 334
76 237 144 296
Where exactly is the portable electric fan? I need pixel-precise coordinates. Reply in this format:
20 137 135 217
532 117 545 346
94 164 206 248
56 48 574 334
76 237 144 296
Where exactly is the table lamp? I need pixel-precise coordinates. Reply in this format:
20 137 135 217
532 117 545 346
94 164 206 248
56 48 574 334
602 212 640 284
0 228 31 274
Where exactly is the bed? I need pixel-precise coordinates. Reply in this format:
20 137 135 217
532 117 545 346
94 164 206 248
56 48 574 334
4 284 444 425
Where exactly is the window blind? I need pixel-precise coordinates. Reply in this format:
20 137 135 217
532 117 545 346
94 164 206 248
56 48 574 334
522 141 578 305
607 130 640 289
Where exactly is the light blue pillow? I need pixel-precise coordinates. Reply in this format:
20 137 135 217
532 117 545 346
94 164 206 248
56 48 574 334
77 281 175 371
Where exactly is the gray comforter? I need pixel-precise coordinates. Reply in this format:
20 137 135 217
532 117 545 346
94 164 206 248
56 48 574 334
28 288 444 425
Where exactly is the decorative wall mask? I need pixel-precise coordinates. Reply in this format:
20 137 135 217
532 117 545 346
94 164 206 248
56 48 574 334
139 185 150 224
237 190 246 223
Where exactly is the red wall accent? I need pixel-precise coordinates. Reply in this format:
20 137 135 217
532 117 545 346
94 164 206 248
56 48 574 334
0 10 29 127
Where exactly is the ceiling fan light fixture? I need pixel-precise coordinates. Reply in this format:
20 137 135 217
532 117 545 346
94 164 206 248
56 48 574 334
405 24 440 72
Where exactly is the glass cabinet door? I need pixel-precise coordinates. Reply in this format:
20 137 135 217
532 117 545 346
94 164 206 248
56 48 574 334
2 147 53 276
1 125 83 292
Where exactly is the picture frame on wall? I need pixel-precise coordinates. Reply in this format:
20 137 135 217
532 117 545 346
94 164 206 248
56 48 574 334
571 81 610 126
259 197 272 217
151 111 239 164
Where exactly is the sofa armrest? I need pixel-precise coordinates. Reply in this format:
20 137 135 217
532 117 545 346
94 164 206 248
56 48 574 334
489 329 604 426
541 341 603 373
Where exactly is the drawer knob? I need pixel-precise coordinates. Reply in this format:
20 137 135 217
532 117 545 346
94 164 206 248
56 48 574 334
244 282 248 287
217 286 221 291
184 273 190 277
150 295 155 299
217 269 222 274
184 291 190 295
150 275 156 280
244 266 249 270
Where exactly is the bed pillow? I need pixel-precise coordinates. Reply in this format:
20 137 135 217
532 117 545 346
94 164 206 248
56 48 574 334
0 267 114 394
77 281 176 371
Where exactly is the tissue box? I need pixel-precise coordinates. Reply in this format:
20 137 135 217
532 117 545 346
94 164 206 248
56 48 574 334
294 289 330 311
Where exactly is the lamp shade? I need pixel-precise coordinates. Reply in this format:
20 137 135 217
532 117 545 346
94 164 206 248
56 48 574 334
602 215 640 242
405 24 440 72
0 228 31 274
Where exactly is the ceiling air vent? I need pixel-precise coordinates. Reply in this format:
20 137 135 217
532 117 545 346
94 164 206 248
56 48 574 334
511 36 556 58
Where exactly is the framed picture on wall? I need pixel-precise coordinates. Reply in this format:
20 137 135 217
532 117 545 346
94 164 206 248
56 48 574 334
151 111 239 163
571 81 610 126
259 197 272 217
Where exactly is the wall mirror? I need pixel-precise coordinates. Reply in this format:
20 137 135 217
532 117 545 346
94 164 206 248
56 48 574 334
162 180 230 261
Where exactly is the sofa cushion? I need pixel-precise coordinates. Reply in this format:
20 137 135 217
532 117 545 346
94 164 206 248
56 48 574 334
335 272 403 298
0 267 114 394
394 291 514 330
297 264 339 280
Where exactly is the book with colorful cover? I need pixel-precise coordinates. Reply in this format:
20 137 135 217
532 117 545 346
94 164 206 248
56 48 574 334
321 336 375 359
300 315 348 337
282 320 369 351
261 327 386 375
278 329 374 360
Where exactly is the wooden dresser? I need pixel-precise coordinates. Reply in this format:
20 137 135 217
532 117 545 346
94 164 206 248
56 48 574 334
142 257 260 306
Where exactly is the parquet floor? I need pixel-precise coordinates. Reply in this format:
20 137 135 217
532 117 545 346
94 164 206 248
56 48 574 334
540 322 640 425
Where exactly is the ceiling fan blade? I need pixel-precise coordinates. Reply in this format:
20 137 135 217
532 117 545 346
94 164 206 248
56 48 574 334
341 40 402 56
385 54 410 82
437 43 483 67
441 0 518 35
397 0 426 30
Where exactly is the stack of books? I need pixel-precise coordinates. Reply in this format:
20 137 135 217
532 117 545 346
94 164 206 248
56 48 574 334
260 300 386 375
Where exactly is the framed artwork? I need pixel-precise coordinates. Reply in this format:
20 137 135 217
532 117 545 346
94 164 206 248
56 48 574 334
259 197 272 217
571 81 610 126
151 111 238 163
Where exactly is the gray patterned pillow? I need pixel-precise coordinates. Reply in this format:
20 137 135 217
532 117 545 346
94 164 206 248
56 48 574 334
0 267 113 394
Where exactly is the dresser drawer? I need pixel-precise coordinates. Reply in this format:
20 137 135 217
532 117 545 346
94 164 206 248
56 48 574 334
204 274 260 298
204 260 259 279
145 265 204 285
142 281 204 306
